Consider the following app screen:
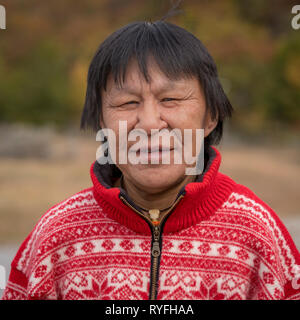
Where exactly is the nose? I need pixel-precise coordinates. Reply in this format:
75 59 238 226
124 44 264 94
135 98 168 135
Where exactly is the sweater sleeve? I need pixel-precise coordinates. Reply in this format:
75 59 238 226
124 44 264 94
1 225 58 300
1 234 57 300
1 266 29 300
262 209 300 300
283 277 300 300
279 223 300 300
260 209 300 300
231 184 300 300
1 231 32 300
269 207 300 300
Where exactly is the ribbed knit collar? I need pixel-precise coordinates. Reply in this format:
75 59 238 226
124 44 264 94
91 146 235 235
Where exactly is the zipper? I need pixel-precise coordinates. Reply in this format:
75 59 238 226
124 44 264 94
120 193 184 300
150 224 161 300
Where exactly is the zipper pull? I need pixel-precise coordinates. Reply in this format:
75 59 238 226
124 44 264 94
153 226 160 241
152 241 161 257
152 226 161 257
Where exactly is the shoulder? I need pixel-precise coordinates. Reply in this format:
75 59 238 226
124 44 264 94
224 182 294 244
218 180 300 276
11 187 100 275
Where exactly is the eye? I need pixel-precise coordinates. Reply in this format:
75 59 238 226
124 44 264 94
111 101 138 108
124 101 138 104
161 98 177 102
122 101 138 106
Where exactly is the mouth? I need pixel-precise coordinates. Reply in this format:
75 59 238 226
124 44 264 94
139 146 175 153
131 145 175 157
128 145 175 164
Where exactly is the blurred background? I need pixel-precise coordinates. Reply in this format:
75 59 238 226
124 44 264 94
0 0 299 295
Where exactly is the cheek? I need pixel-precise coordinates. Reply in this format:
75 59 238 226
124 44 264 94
101 108 118 129
186 103 207 127
164 105 206 159
101 109 137 154
102 108 136 132
164 104 206 130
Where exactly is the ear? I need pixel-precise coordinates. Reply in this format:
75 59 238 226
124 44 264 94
99 112 106 129
204 112 218 137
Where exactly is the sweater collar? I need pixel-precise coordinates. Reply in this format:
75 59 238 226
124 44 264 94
91 146 234 235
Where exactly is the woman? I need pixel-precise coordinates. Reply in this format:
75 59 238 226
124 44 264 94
2 20 300 300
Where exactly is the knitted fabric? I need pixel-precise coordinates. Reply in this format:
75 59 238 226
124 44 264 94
2 147 300 300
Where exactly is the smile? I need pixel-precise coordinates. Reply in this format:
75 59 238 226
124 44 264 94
138 146 175 153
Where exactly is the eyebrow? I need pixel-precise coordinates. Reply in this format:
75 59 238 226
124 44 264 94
112 80 180 95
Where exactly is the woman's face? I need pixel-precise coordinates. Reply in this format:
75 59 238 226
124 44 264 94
100 59 217 194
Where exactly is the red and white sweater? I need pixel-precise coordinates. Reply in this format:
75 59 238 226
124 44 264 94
2 147 300 300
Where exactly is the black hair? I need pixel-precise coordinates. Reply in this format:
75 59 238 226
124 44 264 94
80 20 233 149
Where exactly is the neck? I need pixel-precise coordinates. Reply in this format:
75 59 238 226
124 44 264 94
118 174 196 211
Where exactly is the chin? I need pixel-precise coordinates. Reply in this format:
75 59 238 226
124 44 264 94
126 164 186 192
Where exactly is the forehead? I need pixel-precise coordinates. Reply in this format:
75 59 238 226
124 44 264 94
104 58 197 95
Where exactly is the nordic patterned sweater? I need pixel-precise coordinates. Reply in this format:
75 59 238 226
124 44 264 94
2 147 300 300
